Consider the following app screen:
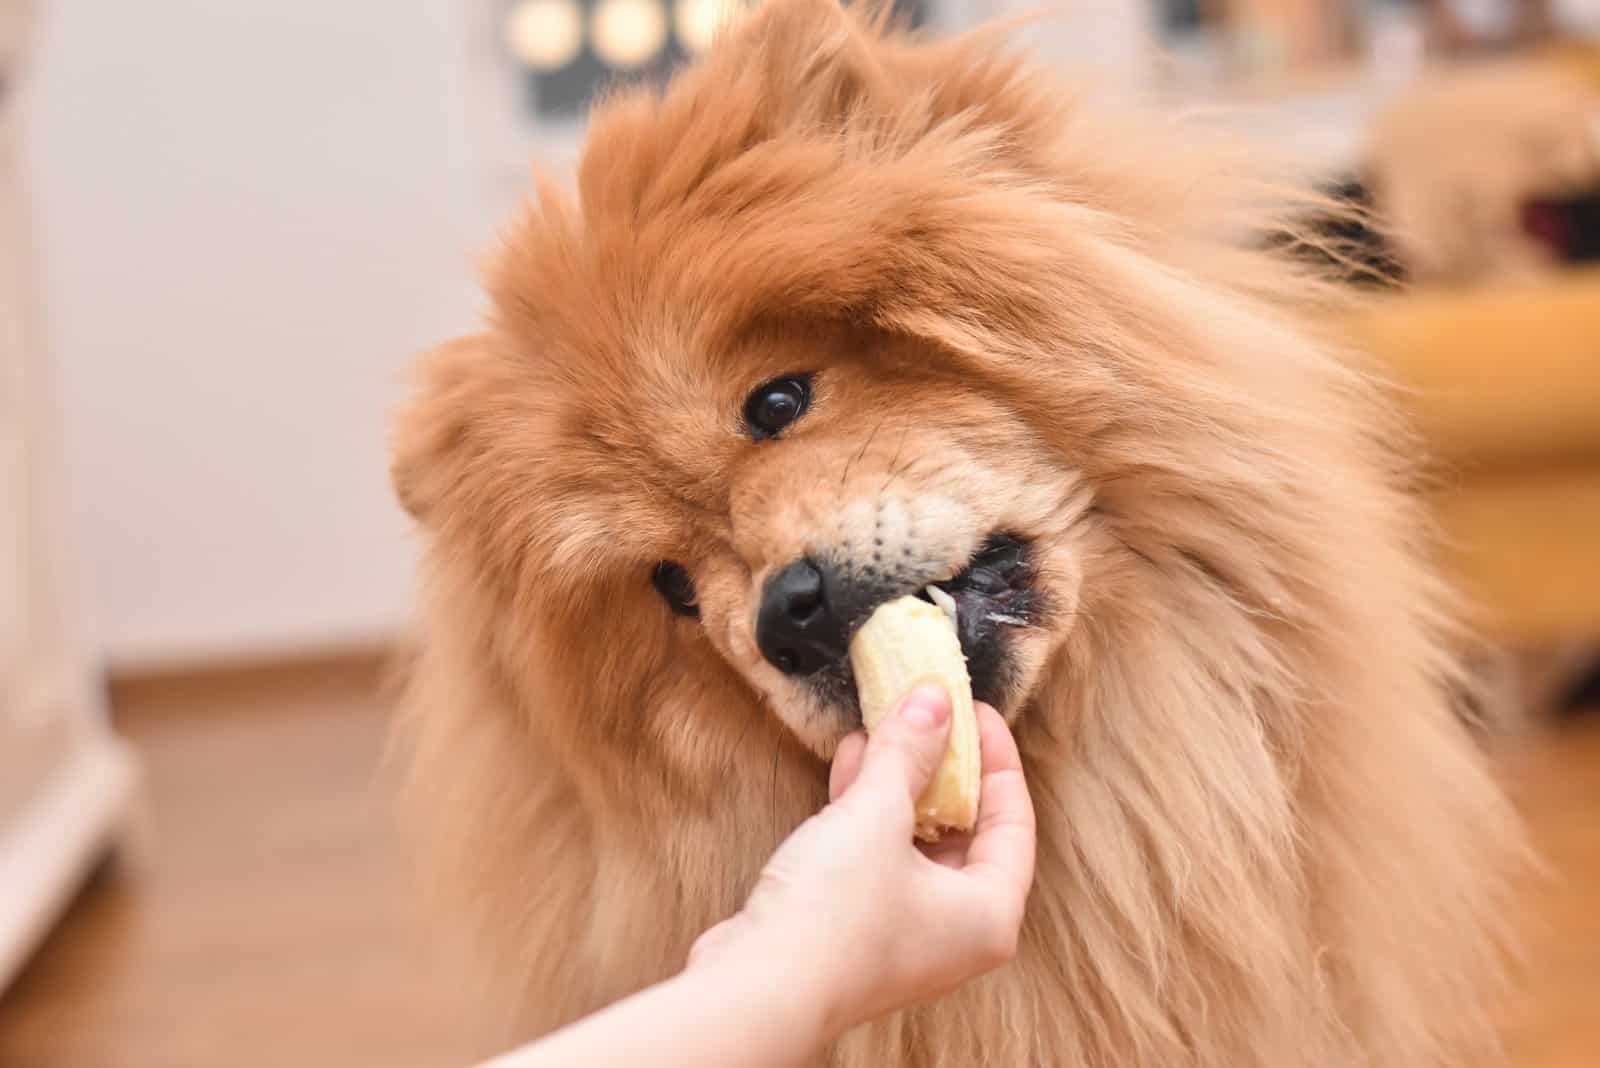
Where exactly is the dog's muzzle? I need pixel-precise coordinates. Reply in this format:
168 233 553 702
755 533 1037 707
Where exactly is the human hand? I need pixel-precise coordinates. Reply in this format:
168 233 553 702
688 685 1036 1044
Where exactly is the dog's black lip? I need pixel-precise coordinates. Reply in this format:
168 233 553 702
920 533 1032 607
938 534 1036 707
848 532 1036 714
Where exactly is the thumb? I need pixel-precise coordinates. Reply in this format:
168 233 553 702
848 683 953 808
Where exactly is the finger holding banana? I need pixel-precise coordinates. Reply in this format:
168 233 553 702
693 681 1035 1041
683 593 1034 1042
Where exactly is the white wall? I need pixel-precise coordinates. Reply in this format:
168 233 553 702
24 2 484 670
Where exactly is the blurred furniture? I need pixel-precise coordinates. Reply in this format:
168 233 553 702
0 0 138 994
1346 268 1600 642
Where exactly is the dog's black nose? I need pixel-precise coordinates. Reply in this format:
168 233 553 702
757 559 850 676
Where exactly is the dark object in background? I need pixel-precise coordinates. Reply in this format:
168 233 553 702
1523 189 1600 265
531 45 683 117
1268 175 1408 289
1559 655 1600 716
1275 174 1600 285
1159 0 1204 34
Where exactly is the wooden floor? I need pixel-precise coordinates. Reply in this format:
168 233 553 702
1495 714 1600 1068
0 657 481 1068
0 658 1596 1068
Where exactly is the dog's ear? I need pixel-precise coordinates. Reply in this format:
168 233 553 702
390 335 490 523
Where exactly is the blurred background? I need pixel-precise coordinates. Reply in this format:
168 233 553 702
1 1 1597 1065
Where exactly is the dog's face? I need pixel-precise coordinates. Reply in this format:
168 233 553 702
399 313 1091 757
709 349 1084 752
582 323 1088 755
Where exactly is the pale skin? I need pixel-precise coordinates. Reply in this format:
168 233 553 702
480 684 1038 1068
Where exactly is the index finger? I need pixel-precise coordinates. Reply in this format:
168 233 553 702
961 703 1036 899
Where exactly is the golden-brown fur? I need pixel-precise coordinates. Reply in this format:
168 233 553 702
391 3 1522 1065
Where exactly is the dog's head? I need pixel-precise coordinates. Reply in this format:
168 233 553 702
393 0 1362 759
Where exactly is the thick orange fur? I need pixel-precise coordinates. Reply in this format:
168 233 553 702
391 3 1522 1064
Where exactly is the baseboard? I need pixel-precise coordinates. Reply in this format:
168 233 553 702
109 638 396 695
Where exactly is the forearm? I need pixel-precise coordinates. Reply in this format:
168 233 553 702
480 959 829 1068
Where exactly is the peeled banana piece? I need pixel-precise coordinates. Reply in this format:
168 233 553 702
849 593 981 839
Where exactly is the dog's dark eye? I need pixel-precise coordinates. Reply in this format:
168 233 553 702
743 375 812 440
651 561 699 618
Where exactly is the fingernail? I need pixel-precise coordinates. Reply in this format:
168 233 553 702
901 684 950 729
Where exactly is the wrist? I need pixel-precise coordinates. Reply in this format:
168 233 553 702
682 937 840 1060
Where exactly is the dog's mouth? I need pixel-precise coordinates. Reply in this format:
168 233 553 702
919 533 1036 670
810 533 1039 718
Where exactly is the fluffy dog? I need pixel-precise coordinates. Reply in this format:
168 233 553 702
390 3 1522 1065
